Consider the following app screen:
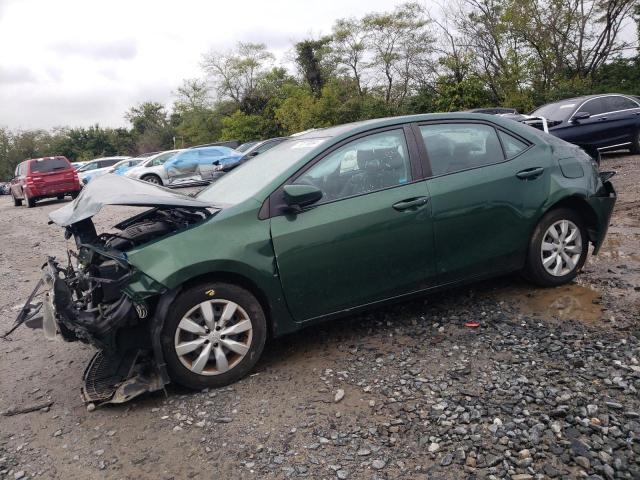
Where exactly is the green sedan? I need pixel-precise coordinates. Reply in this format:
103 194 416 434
15 113 616 403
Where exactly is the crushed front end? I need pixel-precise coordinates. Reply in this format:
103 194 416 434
5 175 214 406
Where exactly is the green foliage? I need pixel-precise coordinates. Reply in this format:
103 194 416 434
220 111 270 143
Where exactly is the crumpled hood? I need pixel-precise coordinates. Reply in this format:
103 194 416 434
49 174 213 226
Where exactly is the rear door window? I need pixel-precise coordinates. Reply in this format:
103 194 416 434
30 157 69 173
419 123 505 176
606 95 639 111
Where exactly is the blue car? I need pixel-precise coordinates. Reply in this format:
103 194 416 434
531 93 640 155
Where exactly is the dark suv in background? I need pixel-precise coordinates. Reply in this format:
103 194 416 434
10 156 81 208
532 93 640 154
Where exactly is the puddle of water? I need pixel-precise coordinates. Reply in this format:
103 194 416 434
501 283 603 324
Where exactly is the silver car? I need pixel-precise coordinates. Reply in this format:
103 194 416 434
122 150 183 185
124 149 217 187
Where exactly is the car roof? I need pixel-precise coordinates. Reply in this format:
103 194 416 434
538 93 636 107
27 156 69 162
293 112 537 143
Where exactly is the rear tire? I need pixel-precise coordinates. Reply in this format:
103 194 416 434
630 129 640 155
162 282 267 390
141 174 163 186
12 193 22 207
25 192 35 208
71 191 79 199
524 208 588 287
57 194 64 200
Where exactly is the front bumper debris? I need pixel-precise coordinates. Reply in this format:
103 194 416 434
4 257 168 407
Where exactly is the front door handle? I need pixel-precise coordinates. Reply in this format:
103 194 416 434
393 196 429 211
516 167 544 180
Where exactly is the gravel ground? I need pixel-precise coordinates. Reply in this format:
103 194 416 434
0 153 638 480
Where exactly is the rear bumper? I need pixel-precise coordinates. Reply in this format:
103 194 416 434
587 180 616 254
27 183 81 198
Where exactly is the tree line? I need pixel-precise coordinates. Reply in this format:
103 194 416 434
1 0 638 180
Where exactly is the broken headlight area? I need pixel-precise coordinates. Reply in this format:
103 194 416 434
6 203 212 406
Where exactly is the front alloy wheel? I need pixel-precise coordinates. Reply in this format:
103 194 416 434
174 299 253 376
162 283 266 389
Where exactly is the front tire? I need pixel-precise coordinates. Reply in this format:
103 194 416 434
524 208 588 286
162 282 267 390
141 174 163 186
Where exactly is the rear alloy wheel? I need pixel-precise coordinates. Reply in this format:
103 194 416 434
162 283 267 389
524 208 588 286
141 174 162 185
12 193 22 207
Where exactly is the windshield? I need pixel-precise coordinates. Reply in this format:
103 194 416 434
77 162 98 172
197 137 328 206
531 100 579 121
235 141 258 153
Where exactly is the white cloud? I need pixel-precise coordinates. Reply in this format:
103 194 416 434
0 0 637 130
0 0 404 130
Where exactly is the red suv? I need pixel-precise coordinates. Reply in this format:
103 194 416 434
10 156 81 208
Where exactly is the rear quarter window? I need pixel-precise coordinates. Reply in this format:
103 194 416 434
30 157 70 173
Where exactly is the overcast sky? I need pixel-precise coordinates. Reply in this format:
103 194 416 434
0 0 412 130
0 0 637 131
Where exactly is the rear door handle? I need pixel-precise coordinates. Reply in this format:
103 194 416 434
393 196 429 211
516 167 544 180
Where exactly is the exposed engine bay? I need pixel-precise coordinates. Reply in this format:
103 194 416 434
53 206 211 348
4 174 215 406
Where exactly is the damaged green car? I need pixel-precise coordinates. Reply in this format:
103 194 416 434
12 113 616 404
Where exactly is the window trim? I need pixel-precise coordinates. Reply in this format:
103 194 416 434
571 94 640 120
413 120 533 179
265 124 424 219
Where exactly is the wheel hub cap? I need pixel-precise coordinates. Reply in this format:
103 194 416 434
540 219 582 277
174 299 253 376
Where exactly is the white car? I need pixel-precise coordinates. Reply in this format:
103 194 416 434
77 156 130 184
124 149 197 186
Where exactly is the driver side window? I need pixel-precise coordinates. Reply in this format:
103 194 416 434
293 129 411 203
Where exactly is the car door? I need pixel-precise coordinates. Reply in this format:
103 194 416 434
556 97 611 149
594 95 640 148
270 127 436 322
417 121 550 283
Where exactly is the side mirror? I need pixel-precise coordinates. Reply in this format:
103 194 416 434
248 151 260 157
572 111 591 122
283 184 323 211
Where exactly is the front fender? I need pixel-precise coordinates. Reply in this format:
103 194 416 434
124 205 298 336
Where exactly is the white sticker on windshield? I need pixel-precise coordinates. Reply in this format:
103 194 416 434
291 139 325 149
559 104 576 109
